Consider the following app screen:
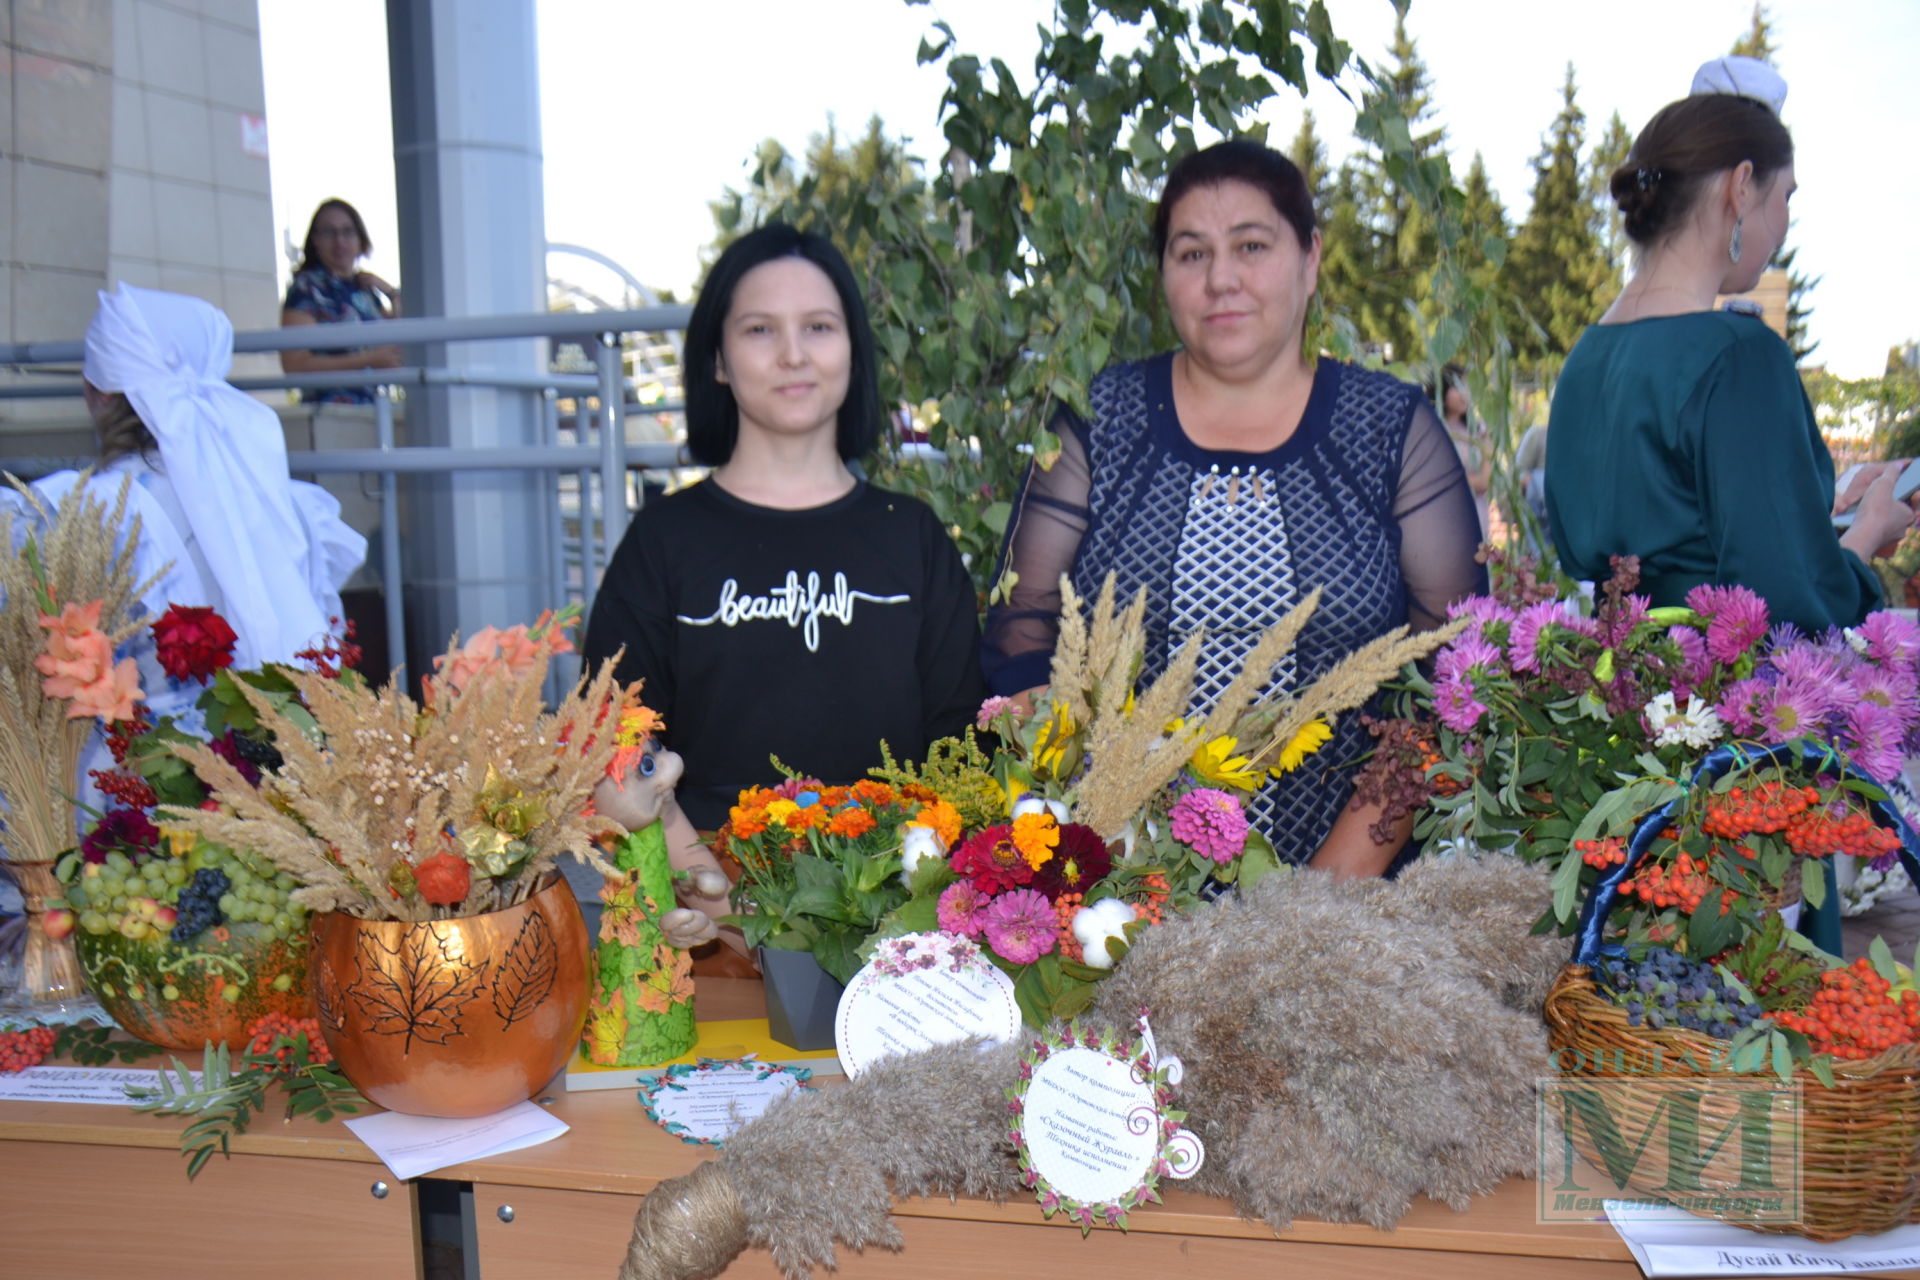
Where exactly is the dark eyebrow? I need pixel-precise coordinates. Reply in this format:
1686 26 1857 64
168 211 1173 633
1169 220 1279 243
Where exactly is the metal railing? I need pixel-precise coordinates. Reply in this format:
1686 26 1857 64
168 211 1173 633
0 307 693 686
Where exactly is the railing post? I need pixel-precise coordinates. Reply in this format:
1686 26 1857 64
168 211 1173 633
596 332 627 573
375 388 409 689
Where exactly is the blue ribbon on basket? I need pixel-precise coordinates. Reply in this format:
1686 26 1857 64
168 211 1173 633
1572 741 1920 967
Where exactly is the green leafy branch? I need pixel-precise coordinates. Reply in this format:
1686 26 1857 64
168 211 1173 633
53 1023 166 1066
125 1035 362 1179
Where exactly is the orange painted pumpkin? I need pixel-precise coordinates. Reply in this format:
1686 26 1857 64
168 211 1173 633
76 923 313 1051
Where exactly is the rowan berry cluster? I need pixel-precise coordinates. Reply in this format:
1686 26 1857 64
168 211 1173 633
1701 781 1820 838
1053 892 1085 963
0 1026 57 1073
1623 849 1712 913
1577 836 1628 870
1783 806 1902 861
244 1012 332 1074
1772 958 1920 1060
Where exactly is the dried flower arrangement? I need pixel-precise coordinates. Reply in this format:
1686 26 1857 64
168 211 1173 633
159 613 630 921
0 474 155 866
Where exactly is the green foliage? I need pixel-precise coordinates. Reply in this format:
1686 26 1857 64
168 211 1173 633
53 1022 166 1066
1508 65 1617 370
1586 110 1633 276
125 1035 361 1179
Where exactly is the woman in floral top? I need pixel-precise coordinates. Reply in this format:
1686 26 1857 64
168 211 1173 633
279 198 402 405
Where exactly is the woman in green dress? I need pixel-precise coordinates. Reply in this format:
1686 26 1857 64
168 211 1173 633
1546 63 1918 954
1547 69 1914 632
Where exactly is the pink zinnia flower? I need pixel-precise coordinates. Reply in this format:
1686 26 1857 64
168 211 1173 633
1507 601 1569 674
1434 675 1488 734
1844 702 1906 784
952 825 1035 892
1685 585 1769 664
936 882 991 938
1859 611 1920 672
980 889 1057 964
975 695 1016 730
1167 788 1250 864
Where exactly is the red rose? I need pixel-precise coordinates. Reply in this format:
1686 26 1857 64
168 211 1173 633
414 850 472 906
151 605 238 683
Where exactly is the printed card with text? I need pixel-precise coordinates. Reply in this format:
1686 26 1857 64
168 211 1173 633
638 1058 812 1147
1009 1013 1204 1232
834 933 1021 1077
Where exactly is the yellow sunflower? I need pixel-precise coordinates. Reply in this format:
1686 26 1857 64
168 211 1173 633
1271 717 1333 776
1187 734 1263 792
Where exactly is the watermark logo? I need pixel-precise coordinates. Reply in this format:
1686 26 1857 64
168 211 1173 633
1538 1070 1802 1225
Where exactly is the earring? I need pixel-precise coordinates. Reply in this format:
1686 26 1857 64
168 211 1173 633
1728 217 1743 265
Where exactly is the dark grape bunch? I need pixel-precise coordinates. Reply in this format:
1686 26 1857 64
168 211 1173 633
170 868 232 943
231 733 284 774
1596 947 1766 1039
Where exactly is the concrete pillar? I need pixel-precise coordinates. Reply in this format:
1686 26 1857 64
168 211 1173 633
386 0 549 666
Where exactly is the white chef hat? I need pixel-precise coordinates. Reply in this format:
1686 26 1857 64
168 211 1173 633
1690 55 1787 116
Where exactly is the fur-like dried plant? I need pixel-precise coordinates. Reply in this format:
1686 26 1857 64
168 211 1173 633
161 643 626 921
0 473 156 863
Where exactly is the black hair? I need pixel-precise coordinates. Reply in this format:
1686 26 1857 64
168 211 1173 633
1610 95 1793 247
1153 139 1317 259
683 223 881 467
297 198 373 275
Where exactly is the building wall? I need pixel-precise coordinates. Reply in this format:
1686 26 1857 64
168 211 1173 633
3 0 275 374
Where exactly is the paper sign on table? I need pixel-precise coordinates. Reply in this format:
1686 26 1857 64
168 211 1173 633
0 1065 170 1104
639 1058 810 1146
345 1100 568 1181
1010 1015 1204 1232
834 933 1021 1077
1604 1202 1920 1276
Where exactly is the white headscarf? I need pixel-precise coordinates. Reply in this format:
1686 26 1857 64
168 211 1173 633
83 283 333 667
1690 56 1788 116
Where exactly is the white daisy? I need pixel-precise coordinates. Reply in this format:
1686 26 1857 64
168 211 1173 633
1646 690 1726 749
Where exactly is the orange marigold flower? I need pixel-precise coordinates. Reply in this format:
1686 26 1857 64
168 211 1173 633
818 785 852 809
1011 812 1060 870
851 779 897 808
900 782 940 805
728 805 770 839
827 807 878 839
912 799 963 849
783 803 824 831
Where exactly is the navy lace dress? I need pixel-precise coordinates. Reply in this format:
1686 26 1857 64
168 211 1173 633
982 352 1483 864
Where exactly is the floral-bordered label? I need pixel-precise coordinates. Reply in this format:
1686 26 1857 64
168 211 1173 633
1008 1014 1204 1232
636 1056 811 1147
835 932 1021 1077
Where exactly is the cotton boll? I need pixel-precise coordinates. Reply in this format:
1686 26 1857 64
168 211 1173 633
900 825 946 886
1071 897 1137 971
1012 792 1069 823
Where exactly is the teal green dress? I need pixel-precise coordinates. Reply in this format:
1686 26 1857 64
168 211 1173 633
1546 311 1881 634
1547 310 1880 956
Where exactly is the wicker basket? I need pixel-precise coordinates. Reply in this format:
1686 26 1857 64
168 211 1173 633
1545 740 1920 1241
1544 965 1920 1241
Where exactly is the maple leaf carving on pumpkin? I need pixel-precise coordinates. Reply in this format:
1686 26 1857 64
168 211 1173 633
314 953 348 1036
347 926 489 1053
493 910 559 1030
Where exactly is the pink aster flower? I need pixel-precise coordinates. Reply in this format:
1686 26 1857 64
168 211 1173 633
937 882 992 938
1507 600 1570 674
1844 701 1906 784
1434 675 1488 734
1167 788 1250 864
1601 593 1651 649
1666 625 1711 697
1436 633 1503 684
1685 585 1769 664
1447 596 1518 644
980 888 1057 965
1715 677 1773 737
1859 610 1920 672
1850 665 1920 732
771 776 826 801
1759 676 1833 744
1767 643 1845 702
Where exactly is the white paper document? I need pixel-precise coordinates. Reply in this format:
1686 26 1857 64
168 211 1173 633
1605 1202 1920 1275
0 1065 170 1104
345 1100 568 1181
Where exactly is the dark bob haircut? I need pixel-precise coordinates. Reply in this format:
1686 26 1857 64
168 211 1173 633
1610 94 1793 248
683 222 881 468
297 198 373 275
1153 140 1317 259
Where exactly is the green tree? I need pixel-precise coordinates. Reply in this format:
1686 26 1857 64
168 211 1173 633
1586 110 1632 280
1508 65 1614 369
1725 5 1819 360
1455 152 1513 331
1289 110 1369 353
706 115 930 280
1342 15 1445 362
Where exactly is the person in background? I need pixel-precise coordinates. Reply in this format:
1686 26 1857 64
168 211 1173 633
1440 365 1491 541
1545 57 1918 954
982 140 1484 878
279 198 402 404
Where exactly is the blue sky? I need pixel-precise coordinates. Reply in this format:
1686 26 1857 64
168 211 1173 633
260 0 1920 377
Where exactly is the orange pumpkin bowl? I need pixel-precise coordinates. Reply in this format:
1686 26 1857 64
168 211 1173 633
76 924 313 1051
308 874 591 1118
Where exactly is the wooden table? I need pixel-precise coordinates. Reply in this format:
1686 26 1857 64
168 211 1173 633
3 978 1902 1279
